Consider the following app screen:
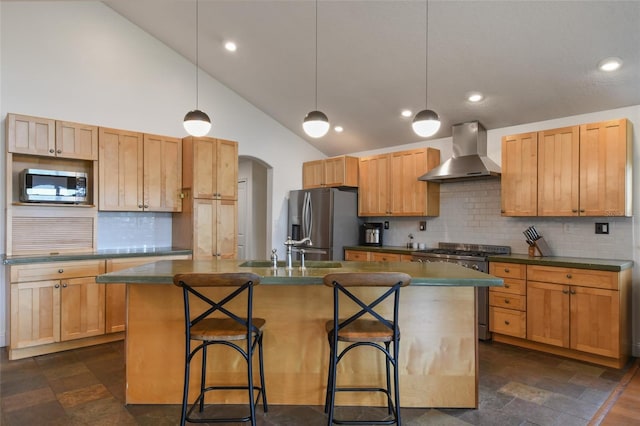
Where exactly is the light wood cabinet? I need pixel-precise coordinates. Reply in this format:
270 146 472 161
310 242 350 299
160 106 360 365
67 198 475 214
491 260 631 368
303 156 358 189
104 254 192 333
7 113 98 160
173 137 238 259
501 118 631 217
7 259 110 359
344 250 371 261
500 132 538 216
98 128 182 212
358 147 440 217
489 262 527 338
343 249 412 263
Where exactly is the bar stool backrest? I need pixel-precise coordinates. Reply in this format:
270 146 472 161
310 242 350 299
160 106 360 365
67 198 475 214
173 272 261 337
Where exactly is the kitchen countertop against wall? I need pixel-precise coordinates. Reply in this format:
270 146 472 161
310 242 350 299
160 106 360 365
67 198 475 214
3 247 192 265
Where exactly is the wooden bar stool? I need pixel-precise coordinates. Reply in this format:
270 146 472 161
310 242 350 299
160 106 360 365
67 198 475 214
173 273 267 426
323 272 411 425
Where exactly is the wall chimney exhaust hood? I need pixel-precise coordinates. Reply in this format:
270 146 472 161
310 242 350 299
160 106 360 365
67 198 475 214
418 121 501 182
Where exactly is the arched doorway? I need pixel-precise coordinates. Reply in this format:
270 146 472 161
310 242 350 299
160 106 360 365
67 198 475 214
238 156 272 260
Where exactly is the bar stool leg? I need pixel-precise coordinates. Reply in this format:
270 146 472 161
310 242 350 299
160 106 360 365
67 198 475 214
258 334 268 411
384 342 392 415
393 340 401 425
180 347 191 426
324 341 334 413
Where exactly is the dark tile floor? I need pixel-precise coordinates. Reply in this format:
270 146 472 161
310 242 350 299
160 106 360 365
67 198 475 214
0 340 630 425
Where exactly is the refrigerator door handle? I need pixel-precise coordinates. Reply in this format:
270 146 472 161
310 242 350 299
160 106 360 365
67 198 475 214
302 191 313 239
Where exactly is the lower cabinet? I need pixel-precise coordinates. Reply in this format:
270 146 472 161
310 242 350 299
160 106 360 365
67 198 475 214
489 261 631 368
60 276 106 341
344 249 412 262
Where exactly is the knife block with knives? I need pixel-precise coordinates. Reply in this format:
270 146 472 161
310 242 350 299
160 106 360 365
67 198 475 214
524 226 553 257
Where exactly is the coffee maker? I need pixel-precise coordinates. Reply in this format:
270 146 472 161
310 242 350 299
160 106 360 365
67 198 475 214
361 222 383 246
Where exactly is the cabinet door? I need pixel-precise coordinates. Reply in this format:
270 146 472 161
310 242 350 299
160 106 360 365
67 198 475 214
7 113 56 156
344 250 371 261
99 127 144 211
501 132 538 216
10 280 61 348
570 286 619 357
216 139 239 200
56 121 98 160
193 199 237 259
527 281 570 347
143 134 182 212
105 284 126 334
537 126 579 216
579 119 630 216
324 156 359 187
217 199 238 259
389 148 439 216
371 252 401 262
60 277 105 341
302 160 325 189
358 154 390 216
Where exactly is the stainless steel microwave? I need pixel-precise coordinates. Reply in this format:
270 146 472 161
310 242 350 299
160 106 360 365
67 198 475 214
19 168 88 204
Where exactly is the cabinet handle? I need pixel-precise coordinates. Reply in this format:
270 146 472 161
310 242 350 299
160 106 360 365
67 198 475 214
49 148 55 153
54 284 60 289
566 273 572 279
56 149 62 154
504 268 510 273
504 283 510 288
58 269 64 273
572 209 578 213
504 299 510 304
501 209 505 213
504 320 510 325
570 289 576 295
62 283 68 288
562 289 569 294
144 204 149 208
579 209 585 213
138 204 143 209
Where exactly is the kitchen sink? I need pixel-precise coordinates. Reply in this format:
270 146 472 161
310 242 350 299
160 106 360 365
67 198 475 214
238 260 342 268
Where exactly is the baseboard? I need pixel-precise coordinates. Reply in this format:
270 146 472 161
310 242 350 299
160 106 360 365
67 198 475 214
0 331 5 348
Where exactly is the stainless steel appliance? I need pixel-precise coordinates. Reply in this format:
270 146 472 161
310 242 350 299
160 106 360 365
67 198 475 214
288 188 360 261
411 242 511 340
361 222 383 246
19 168 88 204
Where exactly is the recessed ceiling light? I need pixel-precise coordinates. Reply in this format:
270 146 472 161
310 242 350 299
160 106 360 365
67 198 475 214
467 92 484 102
224 41 237 52
598 57 622 71
334 126 344 133
401 109 412 118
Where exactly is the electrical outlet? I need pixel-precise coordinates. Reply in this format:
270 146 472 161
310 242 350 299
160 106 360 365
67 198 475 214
384 221 389 229
419 221 426 231
595 222 609 234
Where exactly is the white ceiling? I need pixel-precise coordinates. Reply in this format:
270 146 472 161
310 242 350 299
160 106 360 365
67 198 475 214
102 0 640 157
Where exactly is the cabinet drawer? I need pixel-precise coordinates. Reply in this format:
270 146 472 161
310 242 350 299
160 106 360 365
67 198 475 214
10 260 105 283
490 306 526 338
371 252 401 262
344 250 371 261
489 291 526 311
490 262 526 280
492 278 526 295
527 265 618 290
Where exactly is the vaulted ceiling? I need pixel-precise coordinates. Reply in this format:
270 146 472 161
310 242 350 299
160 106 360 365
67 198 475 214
103 0 640 156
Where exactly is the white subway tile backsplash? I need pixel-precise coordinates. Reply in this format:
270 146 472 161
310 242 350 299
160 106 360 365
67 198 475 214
381 179 633 260
97 212 173 249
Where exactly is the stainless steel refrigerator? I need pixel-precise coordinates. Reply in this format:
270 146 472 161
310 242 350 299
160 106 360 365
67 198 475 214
287 188 360 261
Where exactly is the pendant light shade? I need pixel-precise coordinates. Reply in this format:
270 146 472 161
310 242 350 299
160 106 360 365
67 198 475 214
412 109 441 137
303 110 330 138
183 109 212 137
303 0 329 139
183 0 211 137
413 0 440 138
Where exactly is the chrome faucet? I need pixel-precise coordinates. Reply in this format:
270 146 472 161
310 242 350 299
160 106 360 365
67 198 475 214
284 236 312 269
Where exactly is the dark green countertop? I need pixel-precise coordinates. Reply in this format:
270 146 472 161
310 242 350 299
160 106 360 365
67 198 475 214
344 245 418 255
3 247 192 265
95 258 503 287
488 254 633 272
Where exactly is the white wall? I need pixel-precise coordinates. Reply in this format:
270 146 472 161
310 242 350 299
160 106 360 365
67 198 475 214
0 1 324 346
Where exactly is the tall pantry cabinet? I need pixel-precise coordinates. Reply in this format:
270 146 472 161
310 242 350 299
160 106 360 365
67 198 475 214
173 137 238 259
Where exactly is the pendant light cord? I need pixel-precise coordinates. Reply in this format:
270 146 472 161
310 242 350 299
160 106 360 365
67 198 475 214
425 0 429 108
195 0 200 109
314 0 318 110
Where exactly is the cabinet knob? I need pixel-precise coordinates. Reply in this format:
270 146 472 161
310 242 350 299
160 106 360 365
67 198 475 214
572 209 578 213
49 149 55 153
501 209 505 213
579 209 585 213
504 283 510 288
144 204 149 208
566 273 572 279
58 269 64 273
56 149 62 154
562 289 569 294
138 204 143 208
62 283 68 288
504 320 510 325
54 284 60 289
504 268 510 273
570 289 576 295
504 299 510 304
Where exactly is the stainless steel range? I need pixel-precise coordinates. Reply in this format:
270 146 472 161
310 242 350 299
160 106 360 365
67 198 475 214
412 242 511 340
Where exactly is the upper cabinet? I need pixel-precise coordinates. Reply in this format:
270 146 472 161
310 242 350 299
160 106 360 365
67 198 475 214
358 147 440 217
182 137 238 200
98 128 182 212
7 113 98 160
501 118 631 217
302 155 359 189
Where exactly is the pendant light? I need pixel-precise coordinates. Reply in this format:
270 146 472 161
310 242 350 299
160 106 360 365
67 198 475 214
183 0 212 137
303 0 330 139
412 0 440 138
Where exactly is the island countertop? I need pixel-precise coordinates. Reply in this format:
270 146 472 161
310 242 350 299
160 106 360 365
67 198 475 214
95 258 503 286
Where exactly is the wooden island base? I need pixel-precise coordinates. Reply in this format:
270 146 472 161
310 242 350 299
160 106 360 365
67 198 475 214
126 283 478 408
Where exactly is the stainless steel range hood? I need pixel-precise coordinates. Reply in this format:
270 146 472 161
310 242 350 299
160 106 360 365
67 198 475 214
418 121 501 182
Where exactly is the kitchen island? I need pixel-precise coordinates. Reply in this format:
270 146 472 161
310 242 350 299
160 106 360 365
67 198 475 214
96 259 502 408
